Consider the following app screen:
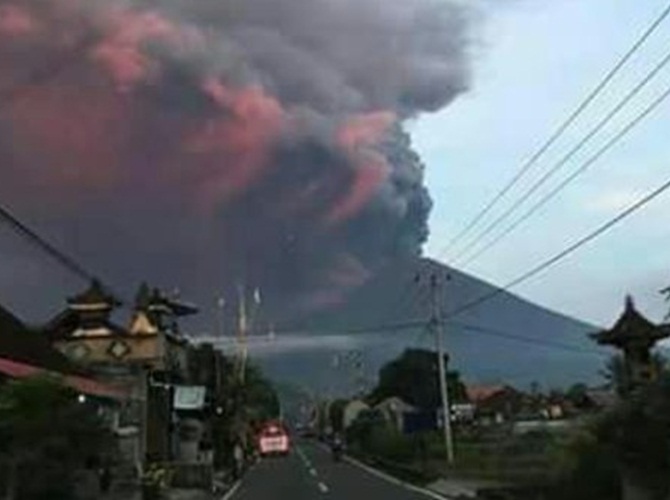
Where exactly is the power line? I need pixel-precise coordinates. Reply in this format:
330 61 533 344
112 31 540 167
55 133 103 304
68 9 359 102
389 269 431 325
0 34 106 282
440 1 670 257
217 318 604 357
244 302 611 359
461 81 670 267
449 321 605 357
272 318 426 337
0 34 131 297
445 173 670 319
0 202 95 282
362 258 434 348
452 47 670 265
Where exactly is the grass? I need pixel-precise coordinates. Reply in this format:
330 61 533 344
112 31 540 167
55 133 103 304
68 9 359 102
353 427 564 486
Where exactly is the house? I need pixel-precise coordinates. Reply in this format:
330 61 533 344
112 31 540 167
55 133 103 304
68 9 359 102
582 387 618 411
466 384 524 424
342 399 369 430
374 396 417 432
451 403 476 423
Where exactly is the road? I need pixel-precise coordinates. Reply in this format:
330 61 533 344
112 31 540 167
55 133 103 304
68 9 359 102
227 439 444 500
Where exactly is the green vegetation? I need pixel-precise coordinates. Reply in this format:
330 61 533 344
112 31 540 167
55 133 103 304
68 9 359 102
206 353 280 470
344 348 469 485
548 373 670 500
346 410 439 484
241 363 281 423
368 348 467 408
343 349 670 498
0 376 110 500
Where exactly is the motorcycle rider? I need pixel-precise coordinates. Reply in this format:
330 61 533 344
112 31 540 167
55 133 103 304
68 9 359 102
331 432 344 461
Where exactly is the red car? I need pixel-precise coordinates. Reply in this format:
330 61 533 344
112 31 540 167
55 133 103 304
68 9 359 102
257 421 291 457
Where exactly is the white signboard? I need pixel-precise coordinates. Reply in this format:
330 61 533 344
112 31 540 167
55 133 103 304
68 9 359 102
173 385 206 410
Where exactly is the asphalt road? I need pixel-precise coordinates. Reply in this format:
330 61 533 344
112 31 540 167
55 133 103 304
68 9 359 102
227 439 443 500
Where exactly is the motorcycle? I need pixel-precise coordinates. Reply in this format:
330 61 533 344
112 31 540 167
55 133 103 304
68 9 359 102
331 438 344 462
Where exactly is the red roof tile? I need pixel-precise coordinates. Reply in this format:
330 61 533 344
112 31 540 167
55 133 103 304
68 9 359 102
0 357 128 400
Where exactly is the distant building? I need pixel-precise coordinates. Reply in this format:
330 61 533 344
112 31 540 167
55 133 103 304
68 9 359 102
583 387 618 411
374 396 417 432
466 384 524 424
450 403 476 423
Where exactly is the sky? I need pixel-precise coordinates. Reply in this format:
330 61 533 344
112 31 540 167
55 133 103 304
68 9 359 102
413 0 670 327
2 0 670 337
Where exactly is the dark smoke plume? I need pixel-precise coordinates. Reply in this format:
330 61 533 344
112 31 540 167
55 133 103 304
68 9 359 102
0 0 470 321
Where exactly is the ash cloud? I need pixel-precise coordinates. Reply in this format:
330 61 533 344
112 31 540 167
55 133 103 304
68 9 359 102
0 0 470 322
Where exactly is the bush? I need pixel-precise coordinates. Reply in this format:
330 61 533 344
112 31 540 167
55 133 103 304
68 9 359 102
368 425 414 462
0 377 110 499
347 410 418 462
546 423 621 500
546 375 670 499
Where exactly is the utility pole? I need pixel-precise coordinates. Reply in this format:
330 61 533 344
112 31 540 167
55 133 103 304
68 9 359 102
215 297 225 394
429 272 455 465
217 297 226 339
237 285 248 384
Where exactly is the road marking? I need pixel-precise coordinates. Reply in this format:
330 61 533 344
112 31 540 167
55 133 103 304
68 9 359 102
318 481 329 493
309 468 317 477
296 446 311 465
221 480 242 500
343 455 454 500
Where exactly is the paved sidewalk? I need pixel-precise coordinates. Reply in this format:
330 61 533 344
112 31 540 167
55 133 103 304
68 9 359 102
167 489 216 500
427 478 509 499
102 487 216 500
97 466 237 500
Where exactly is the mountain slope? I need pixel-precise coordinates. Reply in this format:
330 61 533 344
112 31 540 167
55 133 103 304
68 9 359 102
259 257 608 393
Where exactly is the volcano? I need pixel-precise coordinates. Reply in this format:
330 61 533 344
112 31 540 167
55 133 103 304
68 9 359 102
255 257 604 393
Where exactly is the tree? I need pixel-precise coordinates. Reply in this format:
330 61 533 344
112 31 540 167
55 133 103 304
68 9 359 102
550 424 620 500
602 353 667 396
213 359 280 467
368 349 467 410
328 399 349 433
598 374 670 499
241 363 280 423
552 373 670 500
0 376 109 500
566 383 589 409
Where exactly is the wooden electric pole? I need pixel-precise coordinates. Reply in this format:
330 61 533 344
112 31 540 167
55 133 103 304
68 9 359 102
429 272 455 465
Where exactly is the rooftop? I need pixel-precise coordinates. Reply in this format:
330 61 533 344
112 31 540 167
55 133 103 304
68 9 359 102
591 295 670 347
0 304 80 374
67 280 121 310
466 384 518 404
135 283 198 317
